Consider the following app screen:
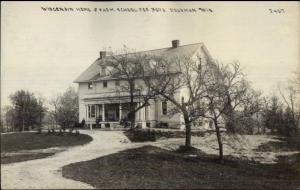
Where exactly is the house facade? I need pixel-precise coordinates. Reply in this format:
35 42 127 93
74 40 213 130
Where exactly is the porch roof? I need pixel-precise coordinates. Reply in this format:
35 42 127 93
82 91 152 103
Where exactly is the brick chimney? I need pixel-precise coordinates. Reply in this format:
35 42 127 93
172 40 180 48
99 51 106 59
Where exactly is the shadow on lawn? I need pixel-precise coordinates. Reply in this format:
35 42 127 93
62 145 300 189
256 133 300 152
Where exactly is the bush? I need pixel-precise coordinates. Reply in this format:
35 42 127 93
232 116 258 135
154 122 169 129
124 129 156 142
124 129 206 142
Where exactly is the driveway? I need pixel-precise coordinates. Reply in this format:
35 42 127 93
1 130 145 189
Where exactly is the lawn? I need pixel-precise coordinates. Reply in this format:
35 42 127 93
62 145 300 189
1 132 93 164
124 128 206 142
1 153 55 164
256 133 300 152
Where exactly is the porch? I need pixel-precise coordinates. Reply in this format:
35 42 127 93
84 102 151 129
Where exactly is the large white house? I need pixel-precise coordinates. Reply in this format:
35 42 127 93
74 40 213 130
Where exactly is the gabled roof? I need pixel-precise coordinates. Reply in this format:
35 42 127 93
74 42 212 83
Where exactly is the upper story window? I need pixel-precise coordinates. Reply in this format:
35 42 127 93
103 81 108 88
162 101 168 115
149 59 157 69
88 82 93 89
115 80 120 86
101 66 107 76
209 120 213 127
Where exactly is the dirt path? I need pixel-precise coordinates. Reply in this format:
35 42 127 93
1 130 145 189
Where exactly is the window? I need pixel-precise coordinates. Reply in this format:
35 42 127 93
88 105 96 118
88 82 93 89
209 120 213 127
101 66 106 76
162 101 167 115
103 81 107 88
115 80 120 86
181 97 184 104
149 59 157 68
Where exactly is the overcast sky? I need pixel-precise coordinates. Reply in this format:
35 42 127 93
1 1 299 107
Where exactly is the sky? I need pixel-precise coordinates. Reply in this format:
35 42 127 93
1 1 299 107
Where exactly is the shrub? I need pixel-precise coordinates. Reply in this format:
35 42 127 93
154 122 169 129
124 129 156 142
124 129 206 142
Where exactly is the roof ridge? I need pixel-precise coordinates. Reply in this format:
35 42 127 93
96 42 203 60
133 42 204 54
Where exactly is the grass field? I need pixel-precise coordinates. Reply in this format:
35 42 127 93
62 145 300 189
1 132 92 164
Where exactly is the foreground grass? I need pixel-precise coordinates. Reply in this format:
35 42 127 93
1 153 55 164
1 132 93 164
1 132 93 152
62 145 300 189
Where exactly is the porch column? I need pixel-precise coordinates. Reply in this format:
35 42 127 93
135 103 139 122
88 104 93 130
85 104 88 120
119 103 122 121
140 102 146 128
137 102 141 121
102 104 105 121
95 104 97 119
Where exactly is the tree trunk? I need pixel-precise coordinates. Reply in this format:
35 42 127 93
214 120 224 163
225 96 234 133
129 87 135 129
256 114 260 134
22 117 25 132
184 114 192 148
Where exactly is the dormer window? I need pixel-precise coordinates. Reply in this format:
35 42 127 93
149 59 157 69
101 66 106 76
88 82 93 89
103 81 107 88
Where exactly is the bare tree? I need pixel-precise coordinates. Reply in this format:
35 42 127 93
56 87 79 131
200 60 250 162
2 106 16 132
143 55 208 148
49 95 60 131
239 88 263 134
36 95 47 133
104 46 157 128
210 61 249 133
278 83 300 133
9 90 46 131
